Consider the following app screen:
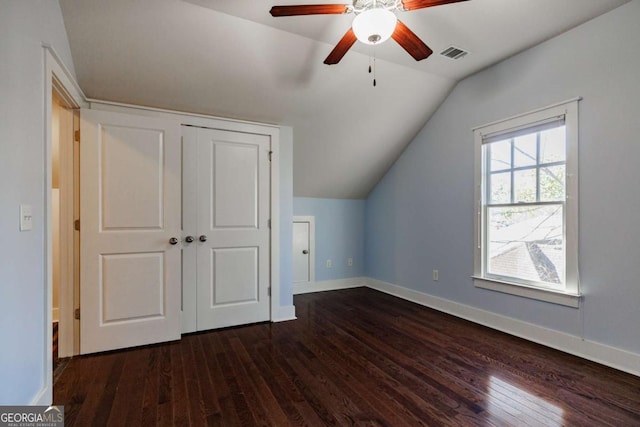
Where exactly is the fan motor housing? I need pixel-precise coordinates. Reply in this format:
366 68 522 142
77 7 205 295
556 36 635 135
351 0 401 13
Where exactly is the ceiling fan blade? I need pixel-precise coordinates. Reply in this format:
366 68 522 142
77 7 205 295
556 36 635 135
401 0 469 11
270 4 349 17
324 28 357 64
391 20 433 61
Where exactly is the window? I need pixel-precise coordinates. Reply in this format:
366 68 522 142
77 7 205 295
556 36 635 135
473 99 580 307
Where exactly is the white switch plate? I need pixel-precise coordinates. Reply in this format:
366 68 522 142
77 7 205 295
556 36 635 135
20 204 33 231
347 257 353 267
432 270 439 281
326 259 332 268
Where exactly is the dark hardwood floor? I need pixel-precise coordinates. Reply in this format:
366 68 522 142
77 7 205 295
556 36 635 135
53 321 58 368
54 288 640 426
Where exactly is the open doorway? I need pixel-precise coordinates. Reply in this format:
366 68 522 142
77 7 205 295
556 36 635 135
40 47 87 405
51 84 79 377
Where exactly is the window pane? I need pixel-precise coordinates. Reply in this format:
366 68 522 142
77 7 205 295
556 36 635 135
489 140 511 172
490 172 511 204
540 126 566 163
540 165 565 201
513 134 537 168
487 205 564 286
514 169 536 203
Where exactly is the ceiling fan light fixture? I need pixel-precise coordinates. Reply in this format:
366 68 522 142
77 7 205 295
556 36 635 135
352 8 397 45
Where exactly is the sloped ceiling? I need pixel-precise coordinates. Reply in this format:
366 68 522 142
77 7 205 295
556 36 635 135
60 0 629 198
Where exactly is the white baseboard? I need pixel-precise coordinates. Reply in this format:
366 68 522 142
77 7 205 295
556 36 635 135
366 278 640 377
293 277 366 295
273 305 297 322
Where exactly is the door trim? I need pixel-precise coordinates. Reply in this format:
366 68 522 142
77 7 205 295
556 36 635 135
40 45 88 405
269 132 281 322
293 216 315 285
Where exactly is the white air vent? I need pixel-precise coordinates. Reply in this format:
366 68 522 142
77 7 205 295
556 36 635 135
440 46 469 60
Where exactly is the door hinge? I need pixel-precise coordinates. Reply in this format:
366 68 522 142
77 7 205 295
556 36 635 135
267 219 271 229
268 151 273 161
267 287 271 297
74 308 80 320
74 219 80 231
74 130 80 142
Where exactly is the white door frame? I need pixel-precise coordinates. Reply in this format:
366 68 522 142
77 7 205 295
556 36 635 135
293 216 315 286
40 45 88 405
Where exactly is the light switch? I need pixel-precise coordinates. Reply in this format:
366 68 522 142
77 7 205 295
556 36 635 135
20 204 33 231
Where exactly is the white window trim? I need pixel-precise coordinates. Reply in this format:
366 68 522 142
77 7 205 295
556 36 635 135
473 98 581 308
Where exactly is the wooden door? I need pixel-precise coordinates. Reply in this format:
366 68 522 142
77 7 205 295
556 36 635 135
80 109 182 354
190 126 271 330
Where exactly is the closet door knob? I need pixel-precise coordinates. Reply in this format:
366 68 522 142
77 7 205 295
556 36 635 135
302 250 309 254
169 237 179 245
185 235 194 243
199 235 208 242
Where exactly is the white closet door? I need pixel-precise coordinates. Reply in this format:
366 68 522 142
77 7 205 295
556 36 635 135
194 127 271 330
80 109 182 354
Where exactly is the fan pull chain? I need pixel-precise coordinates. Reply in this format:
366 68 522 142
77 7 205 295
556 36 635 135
368 45 377 87
373 55 377 87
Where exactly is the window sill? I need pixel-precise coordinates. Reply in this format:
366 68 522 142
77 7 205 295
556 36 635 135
472 276 581 308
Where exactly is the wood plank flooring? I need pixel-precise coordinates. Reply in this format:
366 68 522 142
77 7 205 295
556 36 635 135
54 288 640 426
53 321 58 368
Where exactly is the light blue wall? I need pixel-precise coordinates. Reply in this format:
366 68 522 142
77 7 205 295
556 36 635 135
0 0 77 404
279 127 294 307
294 198 365 281
366 1 640 355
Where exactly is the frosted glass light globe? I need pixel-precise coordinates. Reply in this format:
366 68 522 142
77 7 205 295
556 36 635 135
352 8 397 45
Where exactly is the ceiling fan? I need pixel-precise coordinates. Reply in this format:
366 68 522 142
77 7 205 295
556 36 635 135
270 0 469 65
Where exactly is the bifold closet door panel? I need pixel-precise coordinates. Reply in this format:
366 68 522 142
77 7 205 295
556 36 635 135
182 126 271 331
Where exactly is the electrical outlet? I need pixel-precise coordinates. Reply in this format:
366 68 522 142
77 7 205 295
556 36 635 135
433 270 439 281
347 257 353 267
326 259 332 268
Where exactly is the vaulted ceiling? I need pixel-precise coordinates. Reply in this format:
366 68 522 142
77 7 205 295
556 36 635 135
60 0 629 198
